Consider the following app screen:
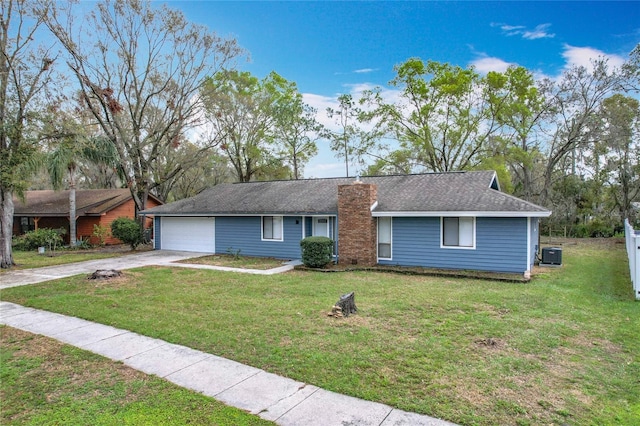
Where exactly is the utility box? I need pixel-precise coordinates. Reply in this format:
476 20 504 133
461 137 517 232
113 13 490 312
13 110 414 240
541 247 562 266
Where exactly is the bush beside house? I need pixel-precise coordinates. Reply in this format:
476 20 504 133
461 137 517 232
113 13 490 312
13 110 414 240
300 236 333 268
111 217 143 250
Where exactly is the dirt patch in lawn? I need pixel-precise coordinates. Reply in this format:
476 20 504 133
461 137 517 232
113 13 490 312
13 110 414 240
177 254 288 270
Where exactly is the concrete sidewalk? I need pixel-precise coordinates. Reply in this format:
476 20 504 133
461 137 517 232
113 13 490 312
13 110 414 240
0 250 300 290
0 301 456 426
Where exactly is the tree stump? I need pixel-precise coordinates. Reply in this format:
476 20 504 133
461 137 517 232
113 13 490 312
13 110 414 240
87 269 122 280
328 292 357 317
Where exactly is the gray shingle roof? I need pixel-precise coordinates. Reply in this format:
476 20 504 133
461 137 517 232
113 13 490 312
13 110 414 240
141 171 550 217
14 189 133 216
13 189 163 217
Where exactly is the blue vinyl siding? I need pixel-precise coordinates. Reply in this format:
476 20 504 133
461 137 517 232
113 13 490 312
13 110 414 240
215 216 303 259
378 217 529 273
154 216 161 250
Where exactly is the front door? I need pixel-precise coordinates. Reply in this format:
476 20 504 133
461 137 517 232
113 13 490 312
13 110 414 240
312 216 330 238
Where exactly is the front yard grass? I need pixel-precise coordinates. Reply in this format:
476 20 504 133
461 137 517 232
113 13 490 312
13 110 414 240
6 245 145 270
2 239 639 425
178 253 287 270
0 327 273 425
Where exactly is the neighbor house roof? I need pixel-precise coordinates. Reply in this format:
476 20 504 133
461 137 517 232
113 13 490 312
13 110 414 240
13 189 157 217
141 171 551 218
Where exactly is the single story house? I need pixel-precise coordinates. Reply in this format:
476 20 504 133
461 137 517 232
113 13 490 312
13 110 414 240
13 189 162 245
141 171 551 277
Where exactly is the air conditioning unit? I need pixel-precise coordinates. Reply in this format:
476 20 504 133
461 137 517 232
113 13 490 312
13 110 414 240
541 247 562 266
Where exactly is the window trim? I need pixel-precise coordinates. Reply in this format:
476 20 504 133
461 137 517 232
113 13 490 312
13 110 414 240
377 216 392 260
440 216 476 250
261 215 284 241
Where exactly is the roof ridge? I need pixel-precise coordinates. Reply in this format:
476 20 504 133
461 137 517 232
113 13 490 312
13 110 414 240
230 171 485 185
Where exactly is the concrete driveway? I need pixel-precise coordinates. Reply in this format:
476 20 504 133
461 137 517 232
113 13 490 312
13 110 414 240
0 250 200 289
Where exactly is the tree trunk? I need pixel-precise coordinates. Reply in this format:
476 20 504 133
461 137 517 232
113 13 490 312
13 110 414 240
0 189 15 269
330 292 357 317
69 170 77 246
293 153 299 180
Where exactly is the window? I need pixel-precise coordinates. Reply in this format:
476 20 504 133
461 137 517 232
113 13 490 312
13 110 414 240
262 216 283 241
20 217 35 233
378 217 392 259
442 217 475 248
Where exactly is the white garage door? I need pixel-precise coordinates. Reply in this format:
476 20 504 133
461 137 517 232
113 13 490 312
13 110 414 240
161 217 215 253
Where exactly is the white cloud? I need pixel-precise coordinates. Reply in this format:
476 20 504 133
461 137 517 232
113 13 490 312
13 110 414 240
561 44 626 71
303 83 401 134
470 56 516 74
343 82 377 95
523 24 555 40
354 68 376 74
302 92 340 131
493 22 555 40
500 24 525 32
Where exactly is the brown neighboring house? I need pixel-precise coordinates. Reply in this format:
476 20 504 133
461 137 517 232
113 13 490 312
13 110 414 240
13 189 162 245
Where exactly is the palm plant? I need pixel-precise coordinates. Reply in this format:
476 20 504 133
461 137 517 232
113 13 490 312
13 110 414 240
47 135 120 246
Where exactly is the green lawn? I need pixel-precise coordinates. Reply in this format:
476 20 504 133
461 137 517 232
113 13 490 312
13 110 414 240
2 239 639 425
0 327 274 425
178 253 287 269
6 248 131 270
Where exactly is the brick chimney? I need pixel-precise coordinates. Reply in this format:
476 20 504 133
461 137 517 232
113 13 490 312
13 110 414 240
337 180 377 266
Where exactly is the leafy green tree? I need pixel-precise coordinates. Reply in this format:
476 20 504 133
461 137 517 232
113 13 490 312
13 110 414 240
362 59 499 173
363 149 415 176
597 94 640 224
273 97 320 180
44 113 120 246
1 0 58 268
484 66 549 201
201 70 294 182
156 143 232 202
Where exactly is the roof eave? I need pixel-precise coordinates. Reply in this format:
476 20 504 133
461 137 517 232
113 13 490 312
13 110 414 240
372 210 552 218
138 211 338 217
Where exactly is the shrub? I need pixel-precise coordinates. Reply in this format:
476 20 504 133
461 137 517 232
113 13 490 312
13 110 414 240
573 224 590 238
12 228 64 251
110 217 142 250
572 220 616 238
586 219 614 238
92 224 110 247
300 236 333 268
72 237 92 250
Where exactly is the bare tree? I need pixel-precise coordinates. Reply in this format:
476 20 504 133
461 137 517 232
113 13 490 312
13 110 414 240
326 94 362 177
44 0 243 213
538 58 622 206
622 43 640 93
1 0 58 268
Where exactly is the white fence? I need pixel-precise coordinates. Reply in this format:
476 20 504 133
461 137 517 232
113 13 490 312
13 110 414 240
624 219 640 300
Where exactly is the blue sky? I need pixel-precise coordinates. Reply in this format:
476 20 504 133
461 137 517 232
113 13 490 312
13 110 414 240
168 1 640 178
